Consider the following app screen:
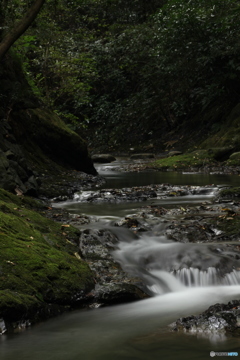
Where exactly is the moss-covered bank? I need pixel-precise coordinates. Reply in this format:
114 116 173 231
0 188 94 329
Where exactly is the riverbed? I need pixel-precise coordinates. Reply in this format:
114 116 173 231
1 158 240 359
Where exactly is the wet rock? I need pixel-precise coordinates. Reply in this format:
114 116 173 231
79 228 118 260
92 154 116 163
74 186 157 203
78 228 148 305
42 172 105 200
92 282 148 304
171 300 240 334
115 217 150 232
0 318 7 335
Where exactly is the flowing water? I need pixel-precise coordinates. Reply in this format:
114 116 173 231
1 159 240 359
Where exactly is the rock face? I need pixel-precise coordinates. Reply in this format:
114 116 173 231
0 118 39 195
10 108 97 175
0 54 97 196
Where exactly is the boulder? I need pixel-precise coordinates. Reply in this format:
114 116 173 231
229 152 240 160
171 300 240 335
207 147 234 161
78 228 148 305
9 108 97 176
168 151 183 157
91 154 116 163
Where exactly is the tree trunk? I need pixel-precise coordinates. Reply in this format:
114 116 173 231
0 0 46 61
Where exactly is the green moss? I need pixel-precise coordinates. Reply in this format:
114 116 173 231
150 150 216 170
200 104 240 150
0 189 94 321
219 187 240 199
216 216 240 238
0 290 40 321
225 158 240 166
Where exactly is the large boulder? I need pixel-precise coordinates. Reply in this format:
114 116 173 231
229 152 240 160
9 108 97 175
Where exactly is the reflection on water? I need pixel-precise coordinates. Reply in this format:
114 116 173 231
95 159 240 189
101 171 240 189
56 194 215 217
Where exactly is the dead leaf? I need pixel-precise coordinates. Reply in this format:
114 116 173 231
15 187 23 196
74 252 81 260
6 260 15 265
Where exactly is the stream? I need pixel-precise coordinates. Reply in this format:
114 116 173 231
1 158 240 359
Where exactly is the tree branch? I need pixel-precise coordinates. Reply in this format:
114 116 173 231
0 0 46 61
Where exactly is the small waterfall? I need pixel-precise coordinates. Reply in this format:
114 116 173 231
172 267 240 286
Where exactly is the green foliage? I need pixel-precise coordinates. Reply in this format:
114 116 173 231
152 0 240 116
3 0 240 144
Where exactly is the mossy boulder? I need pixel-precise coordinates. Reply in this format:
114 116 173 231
229 152 240 160
201 103 240 150
0 188 95 325
9 108 97 175
219 187 240 200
